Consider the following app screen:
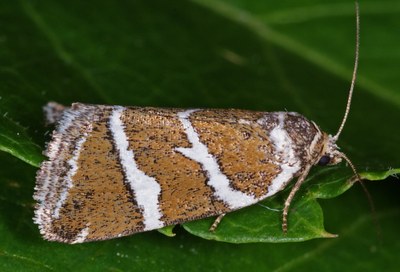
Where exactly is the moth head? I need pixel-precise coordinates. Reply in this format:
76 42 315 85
317 135 343 166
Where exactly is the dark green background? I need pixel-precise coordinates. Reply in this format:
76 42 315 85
0 0 399 271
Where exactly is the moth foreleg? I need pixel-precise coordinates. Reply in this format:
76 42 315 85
282 165 312 234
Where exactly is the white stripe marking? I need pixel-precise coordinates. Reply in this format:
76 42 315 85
37 110 78 204
71 226 90 244
175 109 257 209
53 128 91 219
265 112 301 197
35 109 82 227
109 107 163 230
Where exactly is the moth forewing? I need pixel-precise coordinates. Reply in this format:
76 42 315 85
35 104 329 243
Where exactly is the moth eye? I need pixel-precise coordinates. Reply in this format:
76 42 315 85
318 155 331 166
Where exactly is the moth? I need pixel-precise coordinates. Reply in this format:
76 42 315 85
34 3 361 244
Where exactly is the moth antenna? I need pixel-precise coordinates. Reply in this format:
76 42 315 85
334 3 381 240
338 151 381 239
333 1 360 141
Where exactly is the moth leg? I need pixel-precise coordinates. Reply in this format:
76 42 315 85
282 165 312 234
209 213 226 232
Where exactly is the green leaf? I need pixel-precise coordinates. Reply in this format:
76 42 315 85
0 114 43 167
1 0 400 270
157 225 176 237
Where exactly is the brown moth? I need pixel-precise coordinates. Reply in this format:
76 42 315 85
34 3 361 244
